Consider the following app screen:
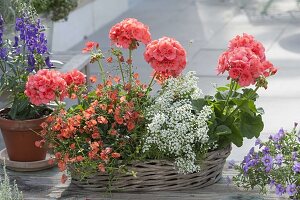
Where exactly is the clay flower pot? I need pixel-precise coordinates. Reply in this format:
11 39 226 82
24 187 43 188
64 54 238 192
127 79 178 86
0 108 48 162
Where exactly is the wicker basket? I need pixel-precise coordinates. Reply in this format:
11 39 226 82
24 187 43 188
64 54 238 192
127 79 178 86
71 145 231 191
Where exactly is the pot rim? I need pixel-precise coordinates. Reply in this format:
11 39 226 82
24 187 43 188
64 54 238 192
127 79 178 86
0 108 51 122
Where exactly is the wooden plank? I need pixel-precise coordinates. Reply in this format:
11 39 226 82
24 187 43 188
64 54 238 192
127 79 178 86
0 163 282 200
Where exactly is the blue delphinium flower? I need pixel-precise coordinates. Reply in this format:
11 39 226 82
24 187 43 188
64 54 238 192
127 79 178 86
27 54 35 67
13 36 19 47
0 14 4 45
293 162 300 173
0 48 7 60
286 184 297 196
275 184 285 196
275 154 283 166
45 56 53 68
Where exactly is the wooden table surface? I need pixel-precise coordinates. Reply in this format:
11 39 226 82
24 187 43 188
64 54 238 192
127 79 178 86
1 163 284 200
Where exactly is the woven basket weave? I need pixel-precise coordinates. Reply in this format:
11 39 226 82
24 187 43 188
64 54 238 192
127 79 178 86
71 145 231 191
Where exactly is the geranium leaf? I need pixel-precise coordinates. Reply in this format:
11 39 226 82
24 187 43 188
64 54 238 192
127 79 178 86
240 112 264 139
215 125 232 136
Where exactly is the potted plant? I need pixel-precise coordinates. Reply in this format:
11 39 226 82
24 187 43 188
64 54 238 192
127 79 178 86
0 2 53 162
29 19 277 191
232 124 300 199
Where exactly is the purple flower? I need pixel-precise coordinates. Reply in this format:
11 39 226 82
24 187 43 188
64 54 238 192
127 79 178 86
45 56 53 68
275 154 283 166
275 184 285 196
292 152 297 161
262 146 270 155
27 54 35 67
0 48 7 60
255 138 261 146
286 184 297 196
269 179 275 189
293 162 300 173
0 15 3 27
261 154 273 167
249 147 255 155
13 36 19 47
0 14 4 46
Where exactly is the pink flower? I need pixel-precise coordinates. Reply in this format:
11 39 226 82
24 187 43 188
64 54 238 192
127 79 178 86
109 18 151 49
62 69 86 86
144 37 187 77
217 34 278 87
25 69 67 105
82 41 99 53
229 33 266 61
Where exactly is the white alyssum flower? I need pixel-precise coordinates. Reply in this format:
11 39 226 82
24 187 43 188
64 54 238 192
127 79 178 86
143 71 213 174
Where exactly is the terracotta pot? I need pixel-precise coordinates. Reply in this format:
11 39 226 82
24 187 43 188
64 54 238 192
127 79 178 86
0 108 48 162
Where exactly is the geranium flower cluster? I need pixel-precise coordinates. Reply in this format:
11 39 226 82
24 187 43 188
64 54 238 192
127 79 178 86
144 37 187 78
38 75 148 183
25 69 86 105
233 124 300 199
217 33 277 87
109 18 151 49
143 72 212 173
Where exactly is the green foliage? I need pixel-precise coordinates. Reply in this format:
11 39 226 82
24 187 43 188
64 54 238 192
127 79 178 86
31 0 78 21
0 165 23 200
203 81 264 148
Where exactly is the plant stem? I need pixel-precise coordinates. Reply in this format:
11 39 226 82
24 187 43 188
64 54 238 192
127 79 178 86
97 60 106 83
117 56 125 84
146 72 156 94
222 79 235 115
226 86 260 120
128 48 132 84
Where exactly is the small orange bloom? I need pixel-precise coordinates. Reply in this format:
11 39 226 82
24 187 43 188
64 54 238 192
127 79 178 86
120 96 126 103
70 93 77 99
76 155 84 162
111 152 121 158
92 132 100 139
126 58 132 64
106 57 113 63
90 75 97 83
61 174 68 184
98 163 105 172
55 152 62 159
119 56 124 62
58 161 66 171
109 129 117 136
127 121 135 131
113 76 120 83
97 116 108 124
133 73 139 79
70 143 76 150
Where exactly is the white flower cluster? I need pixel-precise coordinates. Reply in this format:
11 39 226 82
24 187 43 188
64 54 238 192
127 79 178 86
143 71 213 174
